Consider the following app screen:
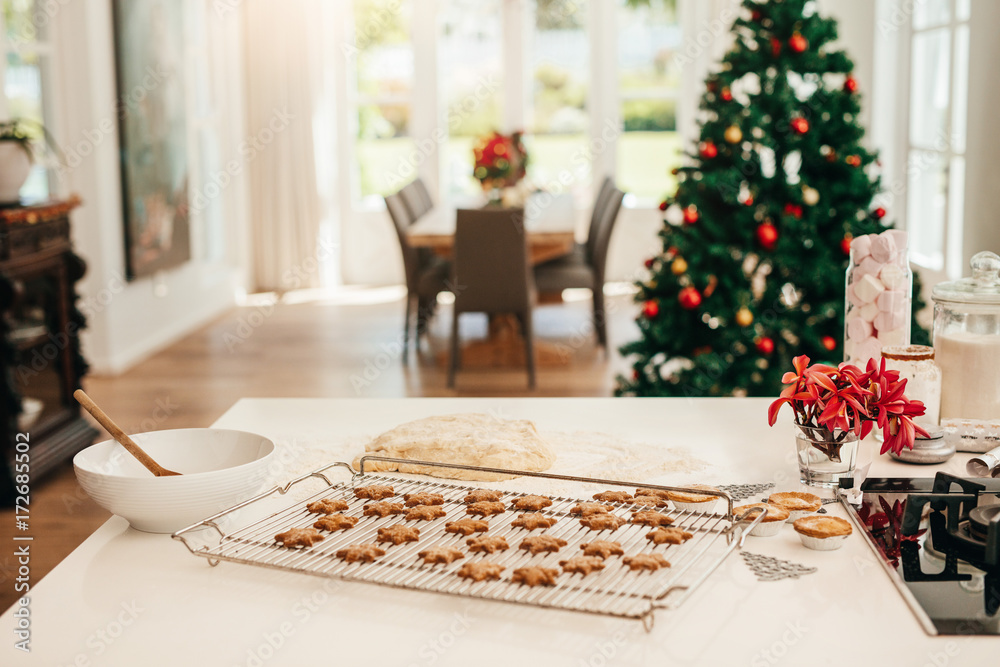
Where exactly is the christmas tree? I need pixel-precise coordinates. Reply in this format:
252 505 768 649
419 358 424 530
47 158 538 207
616 0 928 398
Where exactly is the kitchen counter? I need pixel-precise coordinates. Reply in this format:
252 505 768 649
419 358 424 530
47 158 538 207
3 398 995 666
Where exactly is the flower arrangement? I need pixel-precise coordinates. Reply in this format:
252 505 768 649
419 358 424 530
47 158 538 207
472 131 528 192
768 355 929 456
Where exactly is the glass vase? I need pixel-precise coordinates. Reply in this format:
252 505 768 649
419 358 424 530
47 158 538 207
795 423 859 488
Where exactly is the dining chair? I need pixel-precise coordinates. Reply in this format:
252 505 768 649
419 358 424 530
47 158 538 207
448 208 536 389
533 187 625 348
399 178 433 222
384 192 450 362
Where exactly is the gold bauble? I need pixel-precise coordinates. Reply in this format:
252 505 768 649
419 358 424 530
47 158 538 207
735 307 754 327
724 125 743 144
671 258 688 275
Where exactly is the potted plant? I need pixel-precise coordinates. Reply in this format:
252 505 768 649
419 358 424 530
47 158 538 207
768 355 929 487
0 118 58 204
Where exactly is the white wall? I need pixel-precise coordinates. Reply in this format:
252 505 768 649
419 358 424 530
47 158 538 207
52 0 248 374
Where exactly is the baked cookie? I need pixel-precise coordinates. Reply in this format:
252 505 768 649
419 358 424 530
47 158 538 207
559 556 606 576
631 495 669 508
593 490 633 503
646 527 694 545
511 513 558 531
403 492 445 507
511 495 553 511
579 513 625 531
335 543 386 563
580 540 625 559
456 561 505 582
511 566 560 587
444 518 489 536
354 485 395 501
313 514 358 532
622 553 671 572
519 535 568 555
463 489 503 503
466 501 506 517
569 502 612 516
417 546 465 565
404 505 447 521
635 488 672 500
466 535 510 554
363 501 405 518
376 525 420 545
631 510 675 527
275 527 324 548
306 498 349 514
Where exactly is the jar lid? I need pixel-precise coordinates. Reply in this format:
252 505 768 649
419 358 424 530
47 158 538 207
881 344 935 361
931 251 1000 305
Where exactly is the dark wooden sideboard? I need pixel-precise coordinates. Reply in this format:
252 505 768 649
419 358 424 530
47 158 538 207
0 196 97 504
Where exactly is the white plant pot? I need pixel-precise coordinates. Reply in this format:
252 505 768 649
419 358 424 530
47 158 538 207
0 141 32 204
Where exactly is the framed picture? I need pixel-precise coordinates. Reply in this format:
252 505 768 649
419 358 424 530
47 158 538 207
112 0 190 280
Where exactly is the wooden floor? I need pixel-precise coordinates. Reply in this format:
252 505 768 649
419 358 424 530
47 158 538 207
0 287 639 612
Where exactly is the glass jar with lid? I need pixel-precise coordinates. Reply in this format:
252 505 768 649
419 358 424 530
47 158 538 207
932 251 1000 425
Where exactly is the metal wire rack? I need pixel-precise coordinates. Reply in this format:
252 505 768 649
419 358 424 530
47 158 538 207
173 457 766 630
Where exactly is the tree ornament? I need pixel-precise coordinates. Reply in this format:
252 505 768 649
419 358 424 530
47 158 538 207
841 235 852 256
644 257 656 269
783 203 803 219
873 206 886 219
735 307 754 327
844 76 858 93
704 275 719 297
665 204 685 226
756 222 779 251
743 194 755 206
682 205 700 225
678 286 702 310
790 117 810 134
724 125 743 144
789 32 808 53
699 141 718 159
721 87 733 102
671 257 688 275
642 300 660 319
821 336 837 352
846 154 862 167
658 200 668 211
770 37 782 57
755 337 775 354
802 186 820 206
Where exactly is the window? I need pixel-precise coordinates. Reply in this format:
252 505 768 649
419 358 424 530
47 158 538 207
905 0 969 277
616 0 682 203
1 0 57 201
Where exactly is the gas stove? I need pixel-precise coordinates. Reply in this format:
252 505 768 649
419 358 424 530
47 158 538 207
843 473 1000 635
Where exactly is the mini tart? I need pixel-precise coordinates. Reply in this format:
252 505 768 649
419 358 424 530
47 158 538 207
793 515 853 551
734 503 788 537
768 491 822 522
666 485 721 513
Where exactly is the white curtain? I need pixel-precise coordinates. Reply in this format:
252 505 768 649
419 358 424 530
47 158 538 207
243 0 323 292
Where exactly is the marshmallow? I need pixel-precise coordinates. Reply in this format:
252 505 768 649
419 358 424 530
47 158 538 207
874 309 907 332
879 327 909 347
876 289 908 313
847 283 865 308
885 229 908 252
853 273 886 303
851 336 883 365
856 256 883 279
859 302 879 322
850 234 873 263
847 316 874 341
870 232 898 263
878 263 909 290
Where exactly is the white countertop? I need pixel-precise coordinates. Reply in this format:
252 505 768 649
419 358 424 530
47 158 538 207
3 398 995 666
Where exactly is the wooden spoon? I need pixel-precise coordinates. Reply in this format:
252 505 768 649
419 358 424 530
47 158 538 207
74 389 181 477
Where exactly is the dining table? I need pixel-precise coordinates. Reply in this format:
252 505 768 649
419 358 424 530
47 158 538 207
3 397 995 666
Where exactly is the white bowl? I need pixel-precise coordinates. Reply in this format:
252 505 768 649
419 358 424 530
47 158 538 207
74 429 276 533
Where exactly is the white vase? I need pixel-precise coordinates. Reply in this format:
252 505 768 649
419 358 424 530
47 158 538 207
0 141 32 203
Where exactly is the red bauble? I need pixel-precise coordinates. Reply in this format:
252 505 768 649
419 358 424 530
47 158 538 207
642 300 660 319
873 207 886 219
658 200 668 211
821 336 837 351
678 287 702 310
783 203 803 219
844 76 858 93
846 154 862 167
790 117 810 134
682 205 700 225
721 87 733 102
666 246 679 258
755 337 775 355
789 33 808 53
699 141 718 159
751 10 762 21
744 195 754 206
840 235 853 256
756 222 779 251
644 257 655 269
770 37 782 57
